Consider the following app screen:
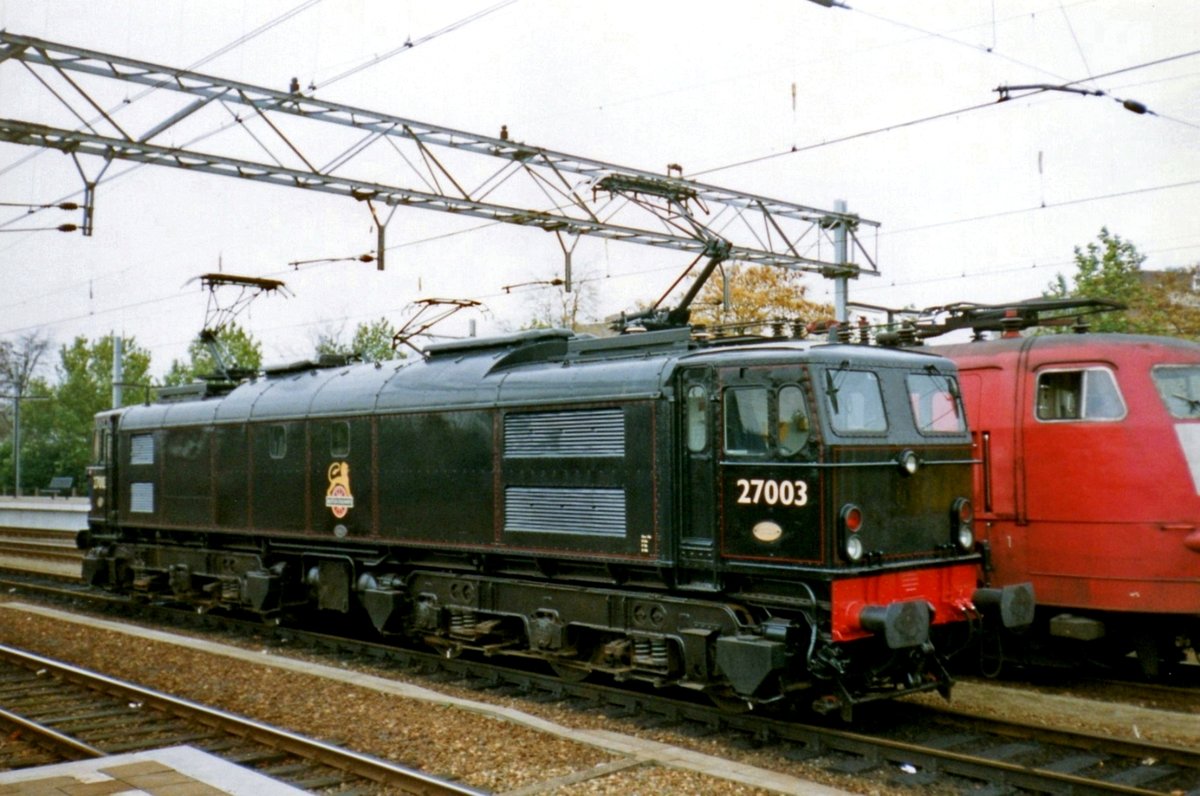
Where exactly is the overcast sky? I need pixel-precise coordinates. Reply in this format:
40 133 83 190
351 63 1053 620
1 1 1197 377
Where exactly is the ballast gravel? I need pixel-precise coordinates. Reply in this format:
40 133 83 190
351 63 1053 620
2 598 1196 795
0 601 849 794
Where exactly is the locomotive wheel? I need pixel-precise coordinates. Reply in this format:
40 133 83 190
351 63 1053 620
707 692 751 714
1134 633 1182 680
550 662 590 682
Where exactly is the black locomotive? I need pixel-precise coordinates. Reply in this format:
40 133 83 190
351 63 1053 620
80 327 1032 717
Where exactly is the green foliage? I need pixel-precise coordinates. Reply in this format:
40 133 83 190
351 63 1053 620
314 317 403 362
0 333 150 494
162 322 263 386
1045 227 1180 335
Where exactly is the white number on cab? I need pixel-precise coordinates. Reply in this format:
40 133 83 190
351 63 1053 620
735 478 809 507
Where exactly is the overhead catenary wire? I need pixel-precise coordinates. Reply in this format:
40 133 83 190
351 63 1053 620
692 45 1200 179
312 0 519 90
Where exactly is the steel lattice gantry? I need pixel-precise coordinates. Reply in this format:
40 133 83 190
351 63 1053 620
0 31 879 319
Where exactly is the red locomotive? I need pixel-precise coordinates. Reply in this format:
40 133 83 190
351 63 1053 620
911 299 1200 676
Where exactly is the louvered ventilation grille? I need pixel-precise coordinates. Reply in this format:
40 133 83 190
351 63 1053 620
504 409 623 458
130 482 154 513
504 486 626 536
130 434 154 465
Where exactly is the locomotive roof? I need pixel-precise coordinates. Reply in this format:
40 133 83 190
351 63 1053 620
932 331 1200 364
121 327 957 429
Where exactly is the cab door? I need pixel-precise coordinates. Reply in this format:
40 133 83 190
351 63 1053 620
717 366 821 563
677 367 719 587
88 413 119 527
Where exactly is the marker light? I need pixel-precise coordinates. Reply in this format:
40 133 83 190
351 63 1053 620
841 504 864 562
952 497 974 551
898 449 920 476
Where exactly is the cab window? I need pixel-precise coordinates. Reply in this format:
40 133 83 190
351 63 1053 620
724 387 769 455
826 370 887 434
778 385 811 454
685 385 709 452
92 427 109 464
907 372 966 433
1036 368 1125 421
1152 365 1200 418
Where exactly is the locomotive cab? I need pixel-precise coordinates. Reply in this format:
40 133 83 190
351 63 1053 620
673 344 1033 713
79 410 121 572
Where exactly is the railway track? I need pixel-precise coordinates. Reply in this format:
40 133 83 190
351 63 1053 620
0 642 480 794
0 527 82 566
6 571 1199 795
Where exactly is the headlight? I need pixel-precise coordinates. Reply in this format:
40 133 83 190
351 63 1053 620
841 503 864 562
845 534 864 562
951 497 974 551
897 449 920 476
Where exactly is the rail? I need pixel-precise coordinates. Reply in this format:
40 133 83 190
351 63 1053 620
0 643 482 795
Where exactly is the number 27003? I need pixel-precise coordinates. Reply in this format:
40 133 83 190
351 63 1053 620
735 478 809 507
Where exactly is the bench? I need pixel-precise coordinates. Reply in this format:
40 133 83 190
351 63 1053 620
43 476 74 499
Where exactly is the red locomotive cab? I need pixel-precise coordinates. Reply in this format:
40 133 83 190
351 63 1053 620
944 333 1200 673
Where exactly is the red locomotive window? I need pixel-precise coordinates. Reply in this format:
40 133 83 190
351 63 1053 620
1035 368 1125 421
1152 365 1200 418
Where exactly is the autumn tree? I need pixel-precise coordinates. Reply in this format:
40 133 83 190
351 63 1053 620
687 264 834 330
1141 265 1200 339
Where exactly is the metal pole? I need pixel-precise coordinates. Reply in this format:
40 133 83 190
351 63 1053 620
112 334 123 408
834 199 848 323
12 395 19 497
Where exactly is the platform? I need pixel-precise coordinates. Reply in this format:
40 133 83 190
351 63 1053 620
0 745 307 795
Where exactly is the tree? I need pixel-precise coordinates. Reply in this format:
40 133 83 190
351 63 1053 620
687 264 834 330
314 317 404 362
1 334 152 493
162 322 263 386
0 331 52 495
1140 265 1200 339
519 268 600 331
1046 228 1167 334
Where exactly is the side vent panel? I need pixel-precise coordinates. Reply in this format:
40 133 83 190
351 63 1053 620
504 408 624 458
504 486 626 537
